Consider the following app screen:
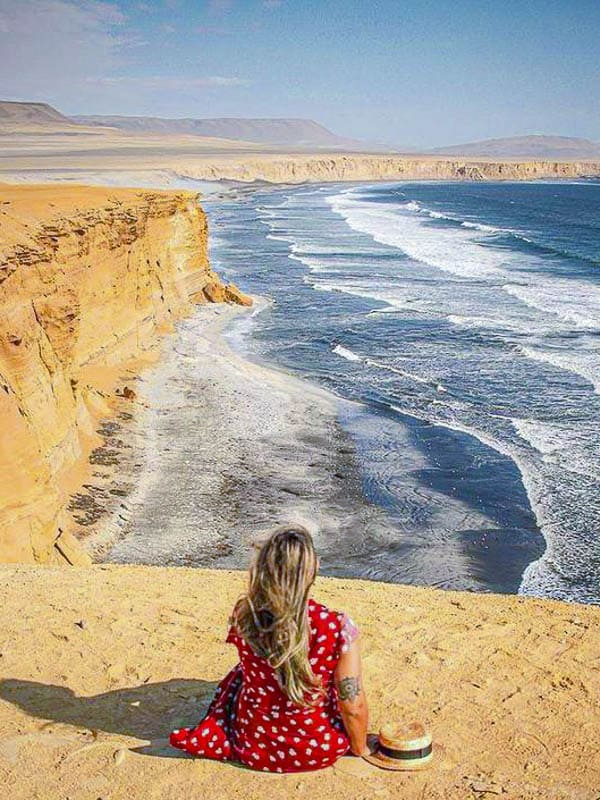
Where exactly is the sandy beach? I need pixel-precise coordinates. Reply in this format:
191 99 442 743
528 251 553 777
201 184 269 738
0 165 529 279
73 300 394 569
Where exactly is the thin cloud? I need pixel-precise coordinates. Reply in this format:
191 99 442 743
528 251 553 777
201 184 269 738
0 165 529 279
208 0 234 13
0 0 128 96
0 0 126 33
196 24 232 35
87 75 251 89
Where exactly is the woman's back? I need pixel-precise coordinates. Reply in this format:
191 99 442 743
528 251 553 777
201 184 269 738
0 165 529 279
171 599 350 772
228 599 349 770
169 525 368 772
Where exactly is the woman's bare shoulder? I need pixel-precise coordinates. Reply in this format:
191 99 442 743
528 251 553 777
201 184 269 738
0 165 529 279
339 612 360 652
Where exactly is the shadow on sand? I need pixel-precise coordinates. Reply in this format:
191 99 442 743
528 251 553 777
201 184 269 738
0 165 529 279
0 677 219 758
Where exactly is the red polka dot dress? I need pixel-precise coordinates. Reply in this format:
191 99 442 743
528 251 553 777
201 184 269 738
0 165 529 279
169 599 352 772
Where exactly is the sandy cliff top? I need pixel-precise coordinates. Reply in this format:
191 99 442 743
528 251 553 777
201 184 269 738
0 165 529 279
0 564 598 800
0 183 198 251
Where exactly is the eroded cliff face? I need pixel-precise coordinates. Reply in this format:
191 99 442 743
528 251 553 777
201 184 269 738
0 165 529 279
0 184 249 565
176 154 600 184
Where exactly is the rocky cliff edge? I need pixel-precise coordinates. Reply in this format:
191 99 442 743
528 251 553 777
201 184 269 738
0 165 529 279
0 184 251 565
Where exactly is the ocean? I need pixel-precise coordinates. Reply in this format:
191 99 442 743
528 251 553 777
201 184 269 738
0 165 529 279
203 180 600 603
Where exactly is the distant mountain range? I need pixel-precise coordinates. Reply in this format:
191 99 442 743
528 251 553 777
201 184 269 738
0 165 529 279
2 101 600 159
431 135 600 159
72 114 363 149
0 101 363 148
0 100 73 126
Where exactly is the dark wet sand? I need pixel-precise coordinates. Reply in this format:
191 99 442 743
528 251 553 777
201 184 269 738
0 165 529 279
72 300 543 593
76 302 393 568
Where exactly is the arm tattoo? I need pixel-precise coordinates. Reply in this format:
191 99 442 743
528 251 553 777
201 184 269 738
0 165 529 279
338 676 361 702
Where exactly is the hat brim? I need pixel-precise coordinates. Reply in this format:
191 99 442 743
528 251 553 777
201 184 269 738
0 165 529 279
363 748 434 772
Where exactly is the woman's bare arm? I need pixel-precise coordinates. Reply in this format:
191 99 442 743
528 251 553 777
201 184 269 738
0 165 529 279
334 626 369 756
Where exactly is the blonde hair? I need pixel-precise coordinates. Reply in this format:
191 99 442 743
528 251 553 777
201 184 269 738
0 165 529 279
232 524 322 706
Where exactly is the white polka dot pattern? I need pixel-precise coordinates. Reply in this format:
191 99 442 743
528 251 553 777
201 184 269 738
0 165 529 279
169 599 350 771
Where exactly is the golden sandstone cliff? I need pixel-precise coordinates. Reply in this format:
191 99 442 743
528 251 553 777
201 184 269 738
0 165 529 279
3 125 600 186
0 184 250 566
176 154 600 184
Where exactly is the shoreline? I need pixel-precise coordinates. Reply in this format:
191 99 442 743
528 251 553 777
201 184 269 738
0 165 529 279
75 299 396 569
80 286 544 597
203 183 550 595
2 178 592 600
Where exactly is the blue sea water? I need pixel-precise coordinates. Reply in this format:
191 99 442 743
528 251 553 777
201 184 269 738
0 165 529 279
203 181 600 603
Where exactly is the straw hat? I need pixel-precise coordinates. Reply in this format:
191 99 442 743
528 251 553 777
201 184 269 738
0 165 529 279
363 722 433 771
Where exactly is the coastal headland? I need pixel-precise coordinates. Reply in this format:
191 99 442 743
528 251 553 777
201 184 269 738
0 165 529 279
0 183 250 566
2 123 600 185
0 564 598 800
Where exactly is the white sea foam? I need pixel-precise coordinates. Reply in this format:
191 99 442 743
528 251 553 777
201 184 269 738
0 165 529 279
328 188 600 339
327 191 513 279
419 206 503 233
513 418 600 478
290 253 344 274
256 204 286 218
311 278 429 313
461 220 502 233
503 281 600 331
399 198 506 233
390 403 513 458
332 344 362 362
366 358 445 390
401 200 421 212
332 343 446 390
519 345 600 394
426 210 448 219
512 418 562 456
447 313 534 334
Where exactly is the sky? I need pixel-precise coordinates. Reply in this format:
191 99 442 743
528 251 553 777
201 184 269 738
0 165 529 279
0 0 599 147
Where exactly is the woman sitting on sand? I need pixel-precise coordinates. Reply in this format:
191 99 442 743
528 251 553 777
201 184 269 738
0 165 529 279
170 524 369 772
